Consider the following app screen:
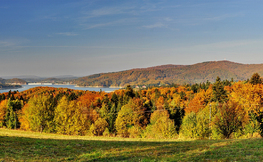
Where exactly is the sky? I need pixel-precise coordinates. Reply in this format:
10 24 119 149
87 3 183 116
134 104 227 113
1 0 263 77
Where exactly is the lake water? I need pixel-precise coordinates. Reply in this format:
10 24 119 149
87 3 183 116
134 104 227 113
0 85 121 93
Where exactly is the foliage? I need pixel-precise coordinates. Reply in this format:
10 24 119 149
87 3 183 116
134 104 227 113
54 96 88 135
250 73 262 85
5 99 23 129
211 77 228 103
3 73 263 140
144 109 176 139
0 100 8 127
20 95 54 132
115 104 134 137
93 117 108 136
212 102 244 138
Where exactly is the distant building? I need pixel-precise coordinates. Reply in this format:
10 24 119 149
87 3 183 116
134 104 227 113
28 83 42 85
28 83 53 85
42 83 53 85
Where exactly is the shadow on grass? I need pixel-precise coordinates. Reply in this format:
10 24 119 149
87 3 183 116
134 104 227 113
0 135 262 161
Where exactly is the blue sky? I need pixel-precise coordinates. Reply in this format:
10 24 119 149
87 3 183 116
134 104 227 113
1 0 263 77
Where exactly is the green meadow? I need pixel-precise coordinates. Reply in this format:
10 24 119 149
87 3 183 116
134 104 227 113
0 128 263 161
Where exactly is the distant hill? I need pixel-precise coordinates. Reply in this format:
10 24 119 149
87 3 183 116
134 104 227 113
41 77 77 84
1 75 77 84
72 60 263 87
0 78 27 85
5 78 27 85
2 75 43 80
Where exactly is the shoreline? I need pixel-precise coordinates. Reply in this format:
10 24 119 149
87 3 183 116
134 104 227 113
75 85 123 88
0 85 22 91
0 85 122 94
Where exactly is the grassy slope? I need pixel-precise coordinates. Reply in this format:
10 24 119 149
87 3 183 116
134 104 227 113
1 129 263 161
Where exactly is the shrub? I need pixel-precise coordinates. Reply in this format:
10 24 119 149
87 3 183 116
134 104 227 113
144 110 176 139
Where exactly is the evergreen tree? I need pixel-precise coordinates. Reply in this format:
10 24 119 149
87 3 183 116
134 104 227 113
124 85 135 99
250 73 262 85
108 103 117 133
211 76 228 103
111 93 118 106
5 99 23 129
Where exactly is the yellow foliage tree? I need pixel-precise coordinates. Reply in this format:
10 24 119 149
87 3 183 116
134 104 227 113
55 96 88 135
0 100 8 127
144 109 176 139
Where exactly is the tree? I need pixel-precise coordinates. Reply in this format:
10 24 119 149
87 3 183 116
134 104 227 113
111 92 118 106
213 102 244 138
108 103 117 133
20 95 55 132
211 76 228 103
250 73 262 85
124 85 135 99
92 118 108 136
55 96 87 135
115 104 133 137
5 99 23 129
0 100 8 127
144 110 176 139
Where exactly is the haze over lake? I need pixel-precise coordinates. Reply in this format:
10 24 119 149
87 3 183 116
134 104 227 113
0 85 120 93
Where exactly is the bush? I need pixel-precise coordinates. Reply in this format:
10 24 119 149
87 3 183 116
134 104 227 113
180 112 198 139
103 127 110 137
144 110 176 139
180 106 211 139
128 126 142 138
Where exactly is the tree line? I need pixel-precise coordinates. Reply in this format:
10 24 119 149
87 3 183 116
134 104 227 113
0 73 263 139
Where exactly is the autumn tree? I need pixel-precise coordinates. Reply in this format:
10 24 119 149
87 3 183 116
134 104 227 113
54 96 88 135
115 104 133 137
213 102 244 138
0 100 8 127
90 117 108 136
144 110 176 139
20 95 55 132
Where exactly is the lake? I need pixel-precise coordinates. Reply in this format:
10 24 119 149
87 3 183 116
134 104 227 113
0 85 121 93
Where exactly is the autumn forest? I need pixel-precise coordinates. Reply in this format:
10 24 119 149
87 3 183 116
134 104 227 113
0 73 263 139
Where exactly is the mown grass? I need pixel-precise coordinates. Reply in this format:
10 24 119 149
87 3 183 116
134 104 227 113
0 128 263 161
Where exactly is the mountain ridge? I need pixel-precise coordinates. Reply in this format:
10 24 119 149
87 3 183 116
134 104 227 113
72 60 263 87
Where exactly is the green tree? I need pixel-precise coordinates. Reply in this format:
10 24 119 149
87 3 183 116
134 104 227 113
5 99 23 129
124 85 135 99
108 103 117 133
211 76 228 103
250 73 262 85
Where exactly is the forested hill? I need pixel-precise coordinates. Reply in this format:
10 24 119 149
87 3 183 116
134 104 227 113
72 60 263 87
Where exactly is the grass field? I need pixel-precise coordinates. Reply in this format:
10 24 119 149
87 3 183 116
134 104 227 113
0 128 263 161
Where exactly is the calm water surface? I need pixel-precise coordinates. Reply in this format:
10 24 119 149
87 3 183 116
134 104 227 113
0 85 121 93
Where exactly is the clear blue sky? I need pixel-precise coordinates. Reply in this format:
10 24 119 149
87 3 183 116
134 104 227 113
1 0 263 77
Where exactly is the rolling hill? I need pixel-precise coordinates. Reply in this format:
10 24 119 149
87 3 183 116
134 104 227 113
72 60 263 87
